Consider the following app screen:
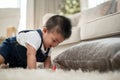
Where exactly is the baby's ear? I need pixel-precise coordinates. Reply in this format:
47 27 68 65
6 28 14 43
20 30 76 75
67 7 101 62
43 27 48 33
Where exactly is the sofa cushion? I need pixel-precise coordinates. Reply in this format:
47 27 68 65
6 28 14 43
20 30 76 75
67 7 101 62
105 0 117 15
53 37 120 72
77 0 112 27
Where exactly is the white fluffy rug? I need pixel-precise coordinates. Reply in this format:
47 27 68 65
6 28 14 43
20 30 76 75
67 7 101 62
0 69 120 80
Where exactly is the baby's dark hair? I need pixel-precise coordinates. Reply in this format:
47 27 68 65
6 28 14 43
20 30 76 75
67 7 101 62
45 15 72 39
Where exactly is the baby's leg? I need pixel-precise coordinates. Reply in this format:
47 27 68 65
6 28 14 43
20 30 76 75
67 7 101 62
0 54 5 64
0 55 8 68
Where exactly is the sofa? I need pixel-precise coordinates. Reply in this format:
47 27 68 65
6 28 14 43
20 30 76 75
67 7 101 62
42 0 120 72
43 0 120 45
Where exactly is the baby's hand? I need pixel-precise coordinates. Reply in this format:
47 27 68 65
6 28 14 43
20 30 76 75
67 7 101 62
0 63 9 69
52 65 56 71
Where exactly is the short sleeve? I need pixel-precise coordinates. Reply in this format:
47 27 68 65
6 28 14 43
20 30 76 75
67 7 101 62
26 31 41 50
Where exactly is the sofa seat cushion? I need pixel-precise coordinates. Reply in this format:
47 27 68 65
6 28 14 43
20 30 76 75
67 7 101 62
53 36 120 72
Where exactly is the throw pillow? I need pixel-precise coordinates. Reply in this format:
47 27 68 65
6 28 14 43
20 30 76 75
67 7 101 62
77 0 112 26
105 0 117 15
53 37 120 72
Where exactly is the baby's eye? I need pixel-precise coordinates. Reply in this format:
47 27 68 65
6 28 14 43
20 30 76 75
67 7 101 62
53 39 56 42
52 39 56 42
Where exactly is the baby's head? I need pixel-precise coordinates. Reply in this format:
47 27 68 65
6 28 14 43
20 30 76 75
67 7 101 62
42 15 72 48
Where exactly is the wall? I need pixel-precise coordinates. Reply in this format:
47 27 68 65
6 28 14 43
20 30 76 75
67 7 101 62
80 0 109 11
80 0 89 11
34 0 62 29
0 8 20 37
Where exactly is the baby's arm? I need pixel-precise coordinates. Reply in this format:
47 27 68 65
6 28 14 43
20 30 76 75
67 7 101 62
44 56 51 69
26 43 37 69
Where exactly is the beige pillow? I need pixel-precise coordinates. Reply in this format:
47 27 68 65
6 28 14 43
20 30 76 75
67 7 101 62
105 0 117 15
53 36 120 72
77 1 112 26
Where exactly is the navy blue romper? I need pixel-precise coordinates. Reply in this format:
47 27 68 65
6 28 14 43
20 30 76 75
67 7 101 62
0 29 50 68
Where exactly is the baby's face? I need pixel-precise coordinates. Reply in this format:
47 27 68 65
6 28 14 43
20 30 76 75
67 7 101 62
43 29 64 48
